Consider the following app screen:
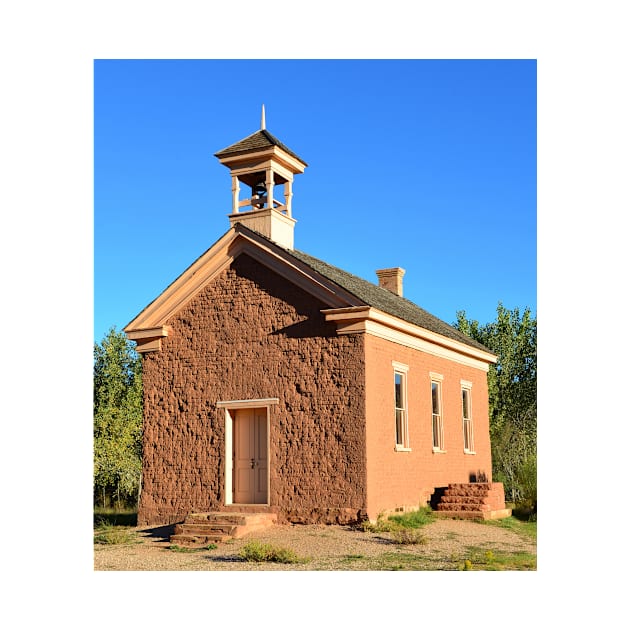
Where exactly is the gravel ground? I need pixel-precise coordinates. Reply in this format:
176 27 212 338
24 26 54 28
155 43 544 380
94 518 536 571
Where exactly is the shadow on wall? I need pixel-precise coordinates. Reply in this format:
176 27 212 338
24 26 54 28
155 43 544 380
430 487 447 510
469 470 488 482
270 318 329 339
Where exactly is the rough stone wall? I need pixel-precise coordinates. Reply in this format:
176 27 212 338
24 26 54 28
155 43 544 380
364 334 492 520
138 254 367 526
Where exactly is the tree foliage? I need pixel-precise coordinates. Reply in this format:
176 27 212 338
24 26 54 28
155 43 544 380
93 327 143 508
455 303 537 506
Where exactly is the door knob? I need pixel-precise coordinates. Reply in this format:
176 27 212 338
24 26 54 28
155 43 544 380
250 458 256 469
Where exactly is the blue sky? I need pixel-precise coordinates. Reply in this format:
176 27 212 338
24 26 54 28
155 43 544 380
94 59 536 344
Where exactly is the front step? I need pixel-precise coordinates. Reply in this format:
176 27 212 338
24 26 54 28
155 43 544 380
433 482 511 520
169 511 277 548
170 533 230 546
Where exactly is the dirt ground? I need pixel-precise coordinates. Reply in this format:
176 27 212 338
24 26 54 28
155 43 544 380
94 517 536 571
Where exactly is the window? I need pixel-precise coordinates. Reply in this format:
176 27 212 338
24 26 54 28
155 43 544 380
461 381 474 453
393 362 409 450
430 373 444 452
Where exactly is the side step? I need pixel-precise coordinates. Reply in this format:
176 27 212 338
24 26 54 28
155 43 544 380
433 482 512 520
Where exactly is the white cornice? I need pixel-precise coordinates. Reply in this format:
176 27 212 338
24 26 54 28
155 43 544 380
125 326 172 340
217 146 306 173
392 360 409 373
125 326 172 353
216 398 279 409
323 306 496 371
229 159 296 184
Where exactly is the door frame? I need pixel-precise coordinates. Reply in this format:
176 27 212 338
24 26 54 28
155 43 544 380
216 398 278 506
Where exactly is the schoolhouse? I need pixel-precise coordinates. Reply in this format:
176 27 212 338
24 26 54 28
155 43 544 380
125 115 508 528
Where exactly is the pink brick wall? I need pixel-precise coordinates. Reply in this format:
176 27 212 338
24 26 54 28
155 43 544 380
364 334 492 520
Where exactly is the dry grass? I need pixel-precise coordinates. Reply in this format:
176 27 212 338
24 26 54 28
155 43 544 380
94 517 536 571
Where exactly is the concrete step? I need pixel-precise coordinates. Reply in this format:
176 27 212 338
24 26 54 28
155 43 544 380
170 511 278 548
170 533 229 546
173 523 237 536
185 513 248 526
220 504 277 515
184 512 277 526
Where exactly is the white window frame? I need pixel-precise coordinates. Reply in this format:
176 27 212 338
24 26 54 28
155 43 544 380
393 361 410 451
430 372 445 453
461 380 475 454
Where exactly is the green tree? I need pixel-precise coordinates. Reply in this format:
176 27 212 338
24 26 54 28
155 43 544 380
455 303 536 506
93 327 143 508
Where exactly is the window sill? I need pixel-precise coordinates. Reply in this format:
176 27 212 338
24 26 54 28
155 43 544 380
395 446 412 452
432 448 446 454
464 450 476 455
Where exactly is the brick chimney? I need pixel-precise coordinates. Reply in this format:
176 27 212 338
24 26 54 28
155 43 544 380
376 267 405 297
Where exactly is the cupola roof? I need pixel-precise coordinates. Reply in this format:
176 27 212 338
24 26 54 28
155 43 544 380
214 129 307 166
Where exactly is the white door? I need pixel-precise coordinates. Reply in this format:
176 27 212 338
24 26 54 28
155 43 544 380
233 408 268 504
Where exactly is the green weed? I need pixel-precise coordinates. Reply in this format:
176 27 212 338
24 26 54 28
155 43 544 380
168 545 198 553
238 540 308 564
94 523 138 545
361 518 398 533
368 552 431 571
388 506 435 529
390 528 428 545
361 506 435 533
456 546 537 571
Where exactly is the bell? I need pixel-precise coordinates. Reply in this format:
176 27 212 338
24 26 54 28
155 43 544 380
252 181 267 198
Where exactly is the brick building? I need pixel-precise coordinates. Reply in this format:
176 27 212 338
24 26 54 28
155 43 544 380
125 116 508 527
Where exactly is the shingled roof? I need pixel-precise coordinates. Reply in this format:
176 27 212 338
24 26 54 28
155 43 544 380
289 249 491 353
233 224 492 354
214 129 307 165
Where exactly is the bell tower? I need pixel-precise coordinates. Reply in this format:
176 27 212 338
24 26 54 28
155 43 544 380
214 106 308 250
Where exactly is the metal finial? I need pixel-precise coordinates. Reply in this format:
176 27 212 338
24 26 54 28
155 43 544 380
261 104 266 130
